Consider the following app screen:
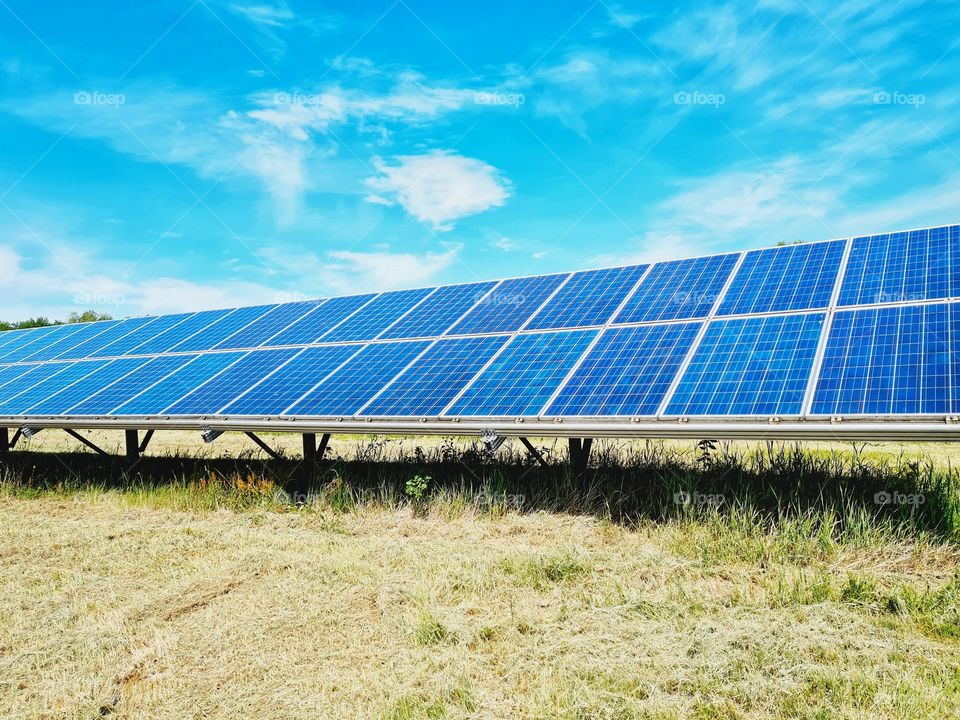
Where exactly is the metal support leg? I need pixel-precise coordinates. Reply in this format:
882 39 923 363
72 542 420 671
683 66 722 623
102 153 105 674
291 433 317 502
125 430 139 466
568 437 592 477
518 437 548 467
316 432 331 460
0 428 8 461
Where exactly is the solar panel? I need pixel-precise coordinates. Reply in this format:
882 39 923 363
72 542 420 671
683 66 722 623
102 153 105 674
546 323 701 416
215 302 321 350
0 360 110 416
169 305 277 353
718 240 845 316
838 225 960 307
445 330 597 416
0 325 82 363
222 345 360 416
811 303 952 415
362 335 510 416
129 309 233 355
111 352 247 415
20 320 120 362
68 355 199 416
93 314 195 357
526 265 649 330
614 253 740 324
24 358 150 415
664 313 824 416
4 224 960 441
379 282 497 339
263 294 376 346
447 274 569 335
163 348 301 414
321 287 435 342
286 340 431 417
51 317 158 361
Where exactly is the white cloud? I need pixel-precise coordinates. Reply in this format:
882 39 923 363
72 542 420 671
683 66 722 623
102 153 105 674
490 236 515 251
229 3 294 27
365 151 511 230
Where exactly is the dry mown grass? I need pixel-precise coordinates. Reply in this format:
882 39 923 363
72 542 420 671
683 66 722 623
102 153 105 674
1 434 959 718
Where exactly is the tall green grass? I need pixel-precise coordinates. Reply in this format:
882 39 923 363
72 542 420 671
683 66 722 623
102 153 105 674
2 437 959 543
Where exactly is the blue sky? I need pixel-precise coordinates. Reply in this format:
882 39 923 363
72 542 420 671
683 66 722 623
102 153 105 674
1 0 959 319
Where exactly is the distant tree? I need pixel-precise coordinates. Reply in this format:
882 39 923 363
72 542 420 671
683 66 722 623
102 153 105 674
68 310 113 324
775 240 806 246
0 310 112 331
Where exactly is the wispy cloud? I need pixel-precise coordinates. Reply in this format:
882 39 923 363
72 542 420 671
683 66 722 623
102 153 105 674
365 151 512 230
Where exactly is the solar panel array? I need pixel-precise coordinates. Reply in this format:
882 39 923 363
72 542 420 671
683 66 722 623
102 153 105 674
2 224 960 427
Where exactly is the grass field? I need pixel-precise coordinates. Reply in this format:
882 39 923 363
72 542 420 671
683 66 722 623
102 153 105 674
2 431 960 718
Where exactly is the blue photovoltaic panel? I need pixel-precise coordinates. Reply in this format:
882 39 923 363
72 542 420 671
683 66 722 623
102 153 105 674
170 305 277 353
526 265 650 330
0 329 31 352
52 317 158 361
838 225 960 307
614 253 740 324
215 301 322 350
665 313 824 416
222 345 360 415
111 352 246 415
321 288 435 342
129 309 233 355
69 355 199 416
448 274 569 335
718 240 846 316
380 282 497 339
24 358 150 415
446 330 597 417
363 335 510 416
263 294 376 346
0 325 83 363
92 314 194 357
811 304 952 415
287 341 430 417
546 323 702 416
0 363 72 403
163 348 301 414
0 363 37 392
20 320 120 362
0 360 110 415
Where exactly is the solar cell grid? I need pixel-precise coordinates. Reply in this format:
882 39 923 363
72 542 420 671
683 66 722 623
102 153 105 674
215 301 321 350
163 348 301 414
69 355 199 416
546 323 702 416
25 358 150 415
447 274 569 335
263 294 376 346
811 304 952 415
445 330 597 417
222 345 360 415
664 313 824 416
129 309 233 355
170 304 277 352
286 340 431 417
614 253 740 324
0 363 69 402
111 352 247 415
379 282 497 339
0 325 82 363
94 314 194 357
0 360 110 416
19 321 116 362
718 240 845 316
362 335 510 416
526 264 649 330
52 317 158 361
322 287 436 342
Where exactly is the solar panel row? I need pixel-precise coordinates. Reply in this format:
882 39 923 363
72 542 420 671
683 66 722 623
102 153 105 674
3 225 960 425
